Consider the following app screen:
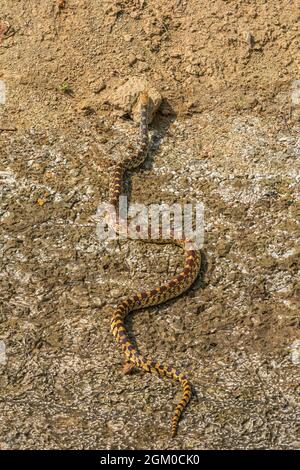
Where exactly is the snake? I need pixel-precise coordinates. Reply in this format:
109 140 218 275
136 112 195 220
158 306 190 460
108 92 201 437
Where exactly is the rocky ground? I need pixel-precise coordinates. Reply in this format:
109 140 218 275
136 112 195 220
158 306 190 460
0 0 299 450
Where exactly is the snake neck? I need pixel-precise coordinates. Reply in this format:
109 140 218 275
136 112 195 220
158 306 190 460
108 95 149 210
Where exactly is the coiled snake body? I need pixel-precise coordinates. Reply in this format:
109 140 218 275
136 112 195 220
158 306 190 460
109 92 201 437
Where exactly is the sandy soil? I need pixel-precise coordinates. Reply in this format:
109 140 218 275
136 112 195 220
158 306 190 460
0 0 299 450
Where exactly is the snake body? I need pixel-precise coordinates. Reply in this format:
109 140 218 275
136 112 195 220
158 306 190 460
109 92 201 437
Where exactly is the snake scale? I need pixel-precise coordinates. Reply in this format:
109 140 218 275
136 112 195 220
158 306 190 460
109 92 201 437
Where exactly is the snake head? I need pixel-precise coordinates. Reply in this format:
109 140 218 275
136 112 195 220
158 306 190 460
139 91 149 106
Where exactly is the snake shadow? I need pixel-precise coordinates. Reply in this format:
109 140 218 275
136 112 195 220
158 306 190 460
119 100 208 400
121 100 209 382
125 249 208 393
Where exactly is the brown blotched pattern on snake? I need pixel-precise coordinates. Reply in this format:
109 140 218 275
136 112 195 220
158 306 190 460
109 92 201 437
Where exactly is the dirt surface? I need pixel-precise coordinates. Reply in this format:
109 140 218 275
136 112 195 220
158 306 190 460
0 0 300 450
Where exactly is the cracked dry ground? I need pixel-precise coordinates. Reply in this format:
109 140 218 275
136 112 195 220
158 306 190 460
0 0 300 450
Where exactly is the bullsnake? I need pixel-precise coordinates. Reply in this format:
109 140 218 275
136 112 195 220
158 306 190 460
109 92 201 437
